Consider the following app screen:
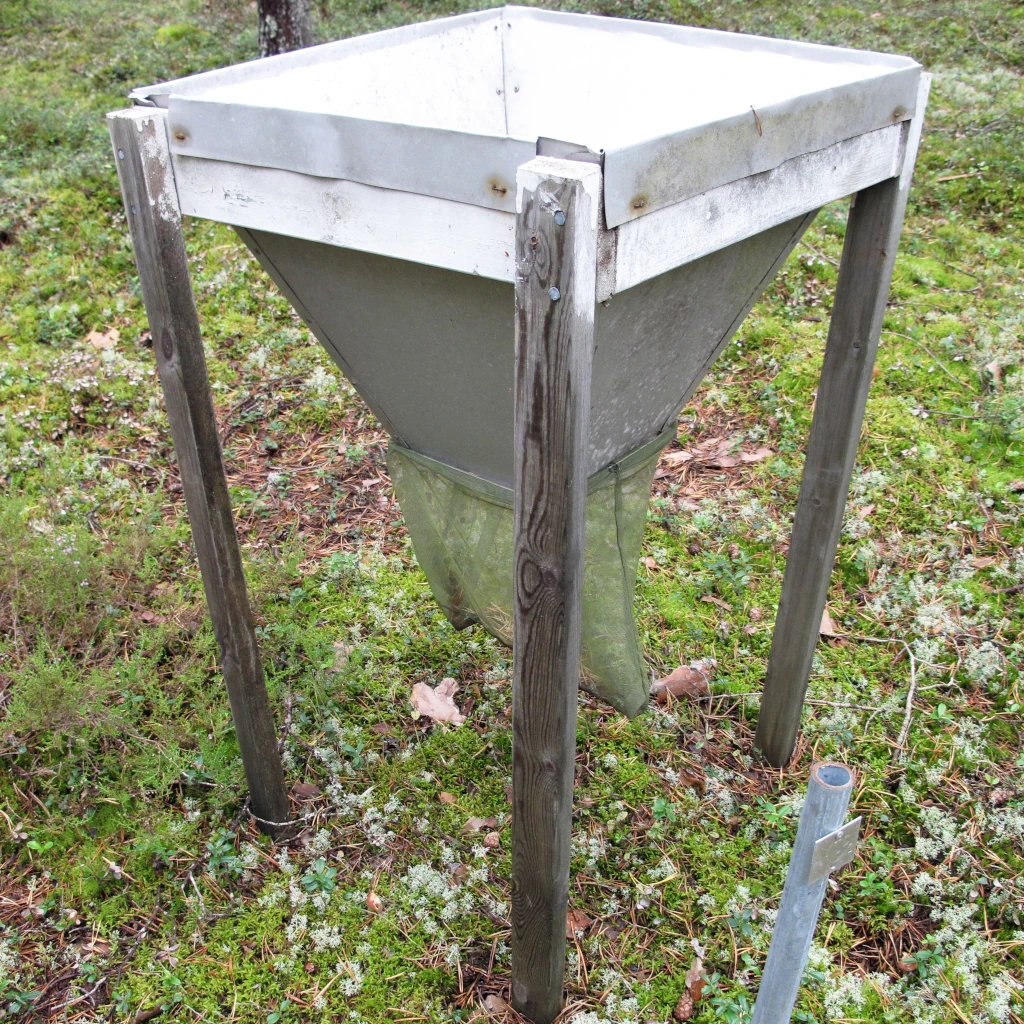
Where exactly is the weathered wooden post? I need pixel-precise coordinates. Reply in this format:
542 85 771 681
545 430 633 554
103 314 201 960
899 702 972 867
754 75 932 768
108 108 291 835
510 157 601 1024
752 762 860 1023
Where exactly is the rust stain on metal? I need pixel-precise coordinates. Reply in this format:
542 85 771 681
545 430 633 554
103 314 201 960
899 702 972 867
630 195 648 213
172 129 188 142
891 106 907 121
488 176 510 197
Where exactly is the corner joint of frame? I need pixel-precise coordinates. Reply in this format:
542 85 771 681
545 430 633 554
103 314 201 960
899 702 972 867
515 157 602 231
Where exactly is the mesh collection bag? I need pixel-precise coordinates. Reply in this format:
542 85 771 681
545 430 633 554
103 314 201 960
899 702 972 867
387 426 674 717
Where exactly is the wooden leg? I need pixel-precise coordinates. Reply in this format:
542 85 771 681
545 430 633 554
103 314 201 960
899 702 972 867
510 157 600 1024
108 109 291 835
756 72 932 769
755 176 910 768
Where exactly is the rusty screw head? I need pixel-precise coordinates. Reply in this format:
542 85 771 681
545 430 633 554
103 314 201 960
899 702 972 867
173 130 187 142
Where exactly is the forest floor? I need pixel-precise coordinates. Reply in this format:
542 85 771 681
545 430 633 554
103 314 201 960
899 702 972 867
1 1 1022 1022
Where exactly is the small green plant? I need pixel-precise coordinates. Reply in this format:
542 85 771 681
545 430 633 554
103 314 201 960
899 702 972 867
111 988 132 1017
726 905 757 940
4 989 41 1017
24 837 54 861
857 871 891 899
706 549 754 591
181 754 216 788
652 796 676 823
301 857 337 894
340 738 367 769
205 829 242 879
704 973 754 1024
267 998 295 1023
903 947 945 975
756 796 793 833
159 971 185 1012
78 960 103 985
345 442 368 465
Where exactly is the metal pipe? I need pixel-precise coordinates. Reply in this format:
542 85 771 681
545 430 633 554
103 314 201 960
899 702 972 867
752 761 858 1024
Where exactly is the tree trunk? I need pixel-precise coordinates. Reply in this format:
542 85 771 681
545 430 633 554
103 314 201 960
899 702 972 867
258 0 313 57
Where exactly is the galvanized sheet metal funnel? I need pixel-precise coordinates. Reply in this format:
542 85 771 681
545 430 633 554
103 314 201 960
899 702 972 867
237 215 811 486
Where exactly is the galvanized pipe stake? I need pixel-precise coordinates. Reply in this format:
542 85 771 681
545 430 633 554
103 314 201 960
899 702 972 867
752 762 860 1024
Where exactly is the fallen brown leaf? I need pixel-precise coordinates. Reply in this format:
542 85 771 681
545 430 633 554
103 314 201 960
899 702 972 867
85 327 119 350
566 908 592 937
483 831 501 848
971 556 997 569
411 677 465 725
438 792 458 805
291 783 321 801
644 556 659 570
651 659 716 703
461 816 498 833
700 594 732 611
483 994 508 1015
331 641 352 671
686 957 705 1002
820 607 840 637
659 437 773 474
661 449 696 467
79 937 111 956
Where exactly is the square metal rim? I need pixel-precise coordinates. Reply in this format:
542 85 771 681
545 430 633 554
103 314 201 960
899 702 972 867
127 6 921 225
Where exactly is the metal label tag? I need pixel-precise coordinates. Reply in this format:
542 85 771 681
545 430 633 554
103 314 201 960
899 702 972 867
808 816 862 885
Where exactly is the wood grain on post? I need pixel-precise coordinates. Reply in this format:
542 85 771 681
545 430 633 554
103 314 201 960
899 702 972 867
511 157 600 1024
108 108 291 834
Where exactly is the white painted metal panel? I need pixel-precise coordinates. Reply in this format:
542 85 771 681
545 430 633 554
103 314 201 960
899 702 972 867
133 5 921 226
187 15 507 135
611 123 905 294
129 8 504 108
500 7 918 226
170 126 902 295
172 155 517 282
162 12 530 211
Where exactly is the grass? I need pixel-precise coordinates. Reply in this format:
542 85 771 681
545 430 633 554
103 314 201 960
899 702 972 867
1 1 1023 1022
